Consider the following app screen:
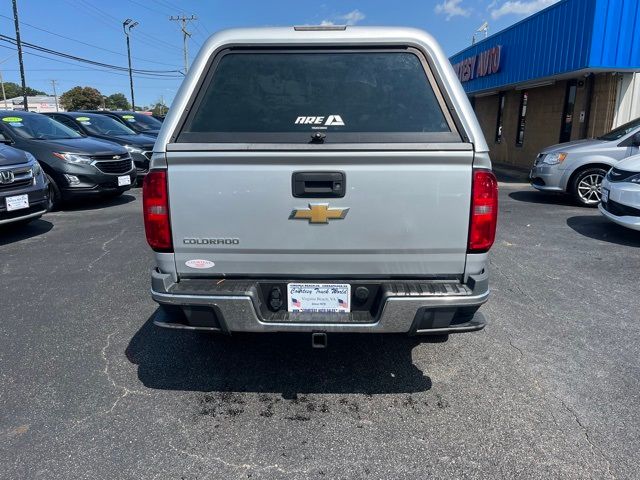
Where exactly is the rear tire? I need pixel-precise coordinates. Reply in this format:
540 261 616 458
571 167 607 207
45 174 62 211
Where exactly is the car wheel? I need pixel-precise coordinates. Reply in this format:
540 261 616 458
45 174 62 211
571 167 607 207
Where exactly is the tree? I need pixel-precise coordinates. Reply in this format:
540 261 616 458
1 82 47 99
105 93 130 110
151 100 168 116
59 86 103 111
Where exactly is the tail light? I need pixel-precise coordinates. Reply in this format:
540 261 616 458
468 169 498 253
143 170 173 252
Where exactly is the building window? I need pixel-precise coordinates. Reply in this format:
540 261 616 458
559 80 577 143
495 92 505 143
516 91 528 146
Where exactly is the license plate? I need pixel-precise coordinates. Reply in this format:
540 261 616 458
287 283 351 313
601 187 609 203
118 175 131 186
5 194 29 212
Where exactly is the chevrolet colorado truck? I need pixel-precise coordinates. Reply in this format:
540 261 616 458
143 26 498 345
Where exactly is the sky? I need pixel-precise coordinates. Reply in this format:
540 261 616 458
0 0 560 108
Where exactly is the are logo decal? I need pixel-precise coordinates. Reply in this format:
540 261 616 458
294 115 345 127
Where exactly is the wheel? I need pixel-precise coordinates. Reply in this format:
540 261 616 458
571 167 607 207
45 174 62 211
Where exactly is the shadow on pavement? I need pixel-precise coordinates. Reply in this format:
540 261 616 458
0 218 54 246
126 311 434 397
509 190 576 206
567 215 640 247
61 193 137 212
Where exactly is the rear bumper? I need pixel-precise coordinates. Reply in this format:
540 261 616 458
150 270 490 335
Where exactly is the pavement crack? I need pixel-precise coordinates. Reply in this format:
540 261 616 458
166 440 310 477
556 397 615 480
101 330 149 413
87 228 126 271
508 338 525 360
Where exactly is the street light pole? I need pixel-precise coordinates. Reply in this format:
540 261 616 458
123 19 138 111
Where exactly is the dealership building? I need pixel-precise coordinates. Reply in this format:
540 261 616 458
449 0 640 169
2 95 63 113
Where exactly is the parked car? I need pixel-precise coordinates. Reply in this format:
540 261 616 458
83 111 162 137
144 26 497 344
0 143 50 226
529 117 640 206
0 111 135 209
599 154 640 231
43 112 154 178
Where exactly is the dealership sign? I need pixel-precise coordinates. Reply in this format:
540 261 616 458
453 45 502 83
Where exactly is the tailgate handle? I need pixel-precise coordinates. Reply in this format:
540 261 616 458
292 172 345 198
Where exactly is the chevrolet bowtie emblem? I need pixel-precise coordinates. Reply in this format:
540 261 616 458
290 203 349 224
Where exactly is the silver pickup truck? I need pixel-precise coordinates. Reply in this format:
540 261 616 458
143 26 498 345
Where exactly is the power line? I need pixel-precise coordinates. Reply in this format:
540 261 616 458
2 50 180 81
71 0 183 53
0 34 181 75
0 13 178 68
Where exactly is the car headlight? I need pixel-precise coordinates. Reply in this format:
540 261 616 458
24 152 42 176
53 152 93 165
541 153 567 165
124 145 142 154
625 173 640 184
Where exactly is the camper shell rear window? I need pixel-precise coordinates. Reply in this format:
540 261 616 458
176 48 462 144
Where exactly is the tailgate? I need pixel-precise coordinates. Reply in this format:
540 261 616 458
168 150 472 277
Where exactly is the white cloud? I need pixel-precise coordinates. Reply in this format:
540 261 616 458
490 0 559 19
320 9 366 26
434 0 471 20
340 9 366 25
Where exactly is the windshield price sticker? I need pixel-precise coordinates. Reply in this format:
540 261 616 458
2 117 22 123
287 283 351 313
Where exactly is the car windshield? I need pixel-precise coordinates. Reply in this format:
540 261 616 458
118 113 162 131
598 117 640 141
76 115 137 136
1 113 83 140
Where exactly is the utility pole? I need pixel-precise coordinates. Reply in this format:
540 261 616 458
0 70 7 109
170 14 197 74
123 19 138 111
12 0 28 110
50 79 59 112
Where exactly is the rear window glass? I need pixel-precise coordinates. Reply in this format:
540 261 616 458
178 51 457 143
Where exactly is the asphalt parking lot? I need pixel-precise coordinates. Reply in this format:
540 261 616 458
1 182 639 479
